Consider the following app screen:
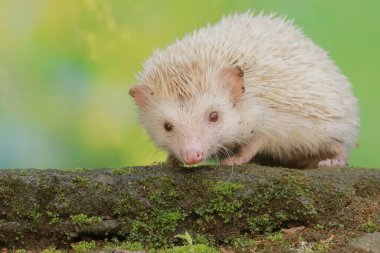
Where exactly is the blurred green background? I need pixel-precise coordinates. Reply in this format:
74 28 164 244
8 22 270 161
0 0 379 168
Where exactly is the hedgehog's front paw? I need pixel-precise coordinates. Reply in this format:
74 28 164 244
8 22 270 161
318 158 346 167
318 144 348 167
221 156 245 166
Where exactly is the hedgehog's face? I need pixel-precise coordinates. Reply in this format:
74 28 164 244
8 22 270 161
145 92 243 164
130 66 245 165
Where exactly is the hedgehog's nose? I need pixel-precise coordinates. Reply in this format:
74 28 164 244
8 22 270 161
183 149 204 165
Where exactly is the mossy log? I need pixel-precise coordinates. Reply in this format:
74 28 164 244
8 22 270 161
0 165 379 250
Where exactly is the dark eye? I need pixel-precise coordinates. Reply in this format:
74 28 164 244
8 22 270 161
209 111 219 122
164 122 173 132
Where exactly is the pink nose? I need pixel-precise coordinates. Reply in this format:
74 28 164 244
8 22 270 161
183 149 204 165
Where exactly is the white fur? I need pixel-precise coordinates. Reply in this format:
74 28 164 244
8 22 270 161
134 11 359 166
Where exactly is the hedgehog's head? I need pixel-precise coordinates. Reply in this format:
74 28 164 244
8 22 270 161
129 66 245 165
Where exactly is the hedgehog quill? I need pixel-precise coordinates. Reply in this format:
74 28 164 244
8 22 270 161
129 12 359 168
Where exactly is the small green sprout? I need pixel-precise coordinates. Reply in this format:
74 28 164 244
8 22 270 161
175 231 193 246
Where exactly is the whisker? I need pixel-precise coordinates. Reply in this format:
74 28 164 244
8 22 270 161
212 153 220 166
216 143 237 180
216 143 235 162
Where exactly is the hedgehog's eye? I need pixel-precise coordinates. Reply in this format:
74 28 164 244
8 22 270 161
209 111 219 122
164 122 174 132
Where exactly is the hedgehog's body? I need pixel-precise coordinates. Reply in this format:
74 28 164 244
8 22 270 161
130 12 359 168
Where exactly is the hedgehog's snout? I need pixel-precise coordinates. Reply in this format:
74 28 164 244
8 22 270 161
183 148 204 165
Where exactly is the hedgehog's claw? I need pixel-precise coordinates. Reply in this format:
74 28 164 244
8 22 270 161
221 156 245 166
318 159 346 167
318 146 348 167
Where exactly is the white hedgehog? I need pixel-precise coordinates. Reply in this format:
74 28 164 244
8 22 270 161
129 11 359 168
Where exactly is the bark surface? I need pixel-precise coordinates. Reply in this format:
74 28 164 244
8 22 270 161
0 165 379 250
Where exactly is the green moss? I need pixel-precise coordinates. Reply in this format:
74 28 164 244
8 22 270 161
128 210 184 247
116 175 184 246
208 181 244 222
70 214 89 225
211 181 244 195
327 221 337 227
90 216 103 223
156 211 184 231
315 224 324 230
70 214 103 225
104 238 144 250
248 213 276 233
66 168 89 173
147 178 178 203
112 196 133 216
41 247 63 253
231 237 257 252
266 232 284 242
18 169 29 176
112 167 135 175
193 234 215 246
46 211 61 225
102 238 218 253
155 244 219 253
312 242 329 252
361 220 378 233
49 217 61 225
71 241 96 252
149 190 174 202
27 206 42 220
243 173 320 234
72 176 89 187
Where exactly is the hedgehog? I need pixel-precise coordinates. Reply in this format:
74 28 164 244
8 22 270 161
129 11 359 168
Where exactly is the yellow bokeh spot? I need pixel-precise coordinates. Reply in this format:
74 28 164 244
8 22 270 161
85 32 96 45
83 0 96 11
107 18 117 32
121 30 131 41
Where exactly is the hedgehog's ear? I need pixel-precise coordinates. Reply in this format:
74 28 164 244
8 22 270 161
220 66 245 103
129 84 149 108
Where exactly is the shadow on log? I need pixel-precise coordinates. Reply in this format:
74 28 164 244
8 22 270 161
0 165 379 250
